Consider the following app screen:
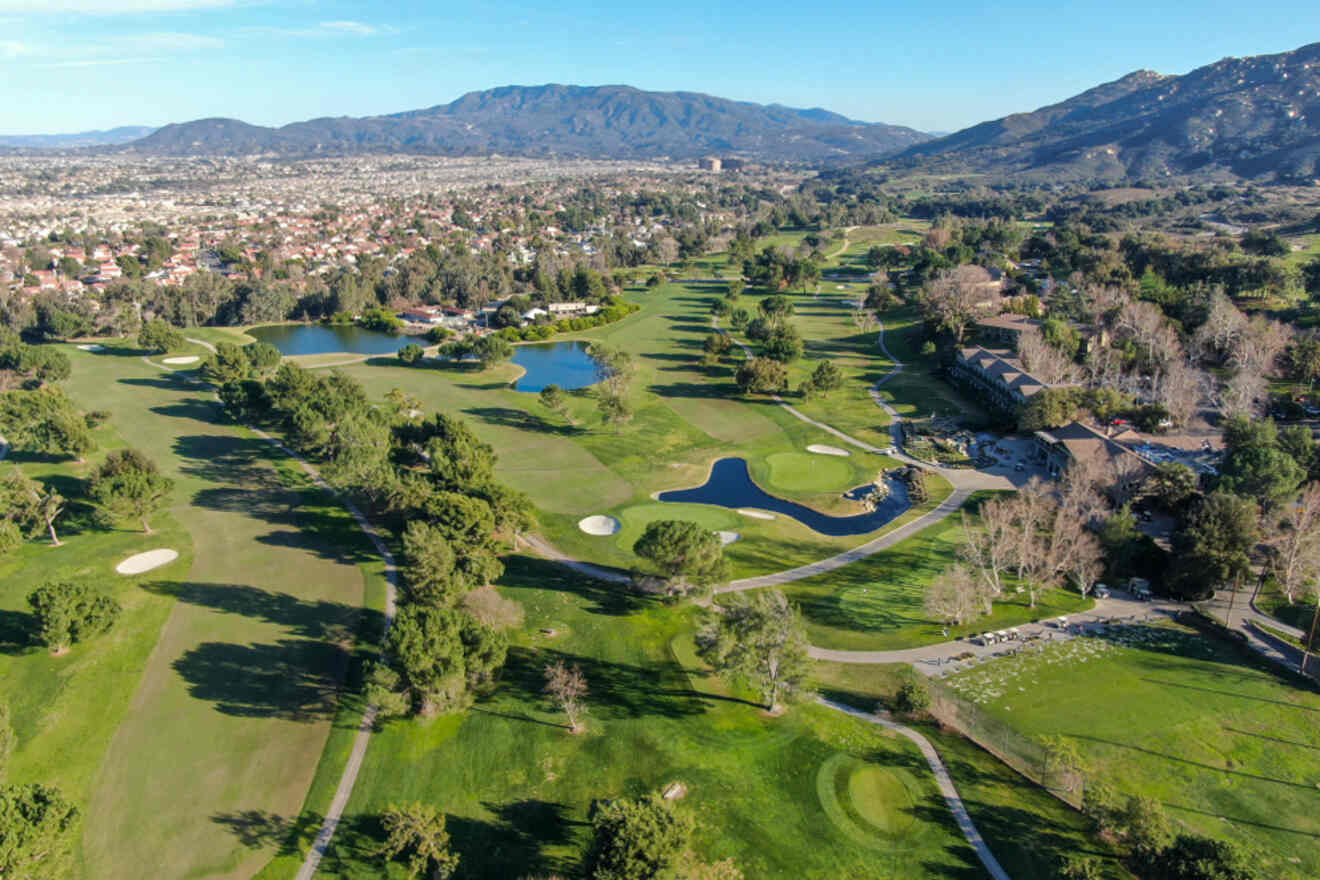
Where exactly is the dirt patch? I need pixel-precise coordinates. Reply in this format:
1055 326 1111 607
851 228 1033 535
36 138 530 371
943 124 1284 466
807 444 850 457
737 508 775 520
161 355 200 365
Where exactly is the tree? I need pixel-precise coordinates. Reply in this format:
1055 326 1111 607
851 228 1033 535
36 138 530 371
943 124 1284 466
0 783 78 879
1147 461 1200 512
543 659 588 732
471 334 513 369
375 802 460 880
397 343 424 365
1118 795 1174 861
1171 491 1260 599
0 389 94 461
1264 482 1320 604
381 604 507 716
87 448 173 534
805 360 843 397
924 563 983 626
959 503 1011 605
585 795 693 880
539 383 571 422
893 680 931 715
701 332 732 366
757 294 794 327
1217 443 1304 509
0 468 65 546
761 326 802 363
920 265 996 342
734 357 787 395
1039 735 1086 794
26 582 120 654
1147 834 1260 880
696 589 810 711
633 520 726 588
137 319 183 354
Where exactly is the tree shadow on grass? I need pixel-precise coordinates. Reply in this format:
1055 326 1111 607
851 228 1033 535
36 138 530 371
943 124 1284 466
448 800 580 879
0 609 33 655
463 406 580 437
172 638 350 722
212 808 323 853
499 554 641 617
142 580 380 643
117 374 192 392
500 646 706 721
1073 734 1320 792
150 400 223 423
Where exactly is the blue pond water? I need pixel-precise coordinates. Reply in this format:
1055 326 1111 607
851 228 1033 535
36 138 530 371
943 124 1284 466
511 340 599 392
247 323 418 356
658 457 910 537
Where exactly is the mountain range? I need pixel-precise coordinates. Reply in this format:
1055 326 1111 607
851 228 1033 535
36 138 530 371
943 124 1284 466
0 126 156 149
888 42 1320 181
122 85 930 163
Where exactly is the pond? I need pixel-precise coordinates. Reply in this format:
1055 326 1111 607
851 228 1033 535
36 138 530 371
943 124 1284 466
246 323 420 356
657 458 910 537
511 340 599 392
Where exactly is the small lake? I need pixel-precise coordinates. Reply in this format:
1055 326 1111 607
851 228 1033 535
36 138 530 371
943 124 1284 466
658 458 910 537
247 323 419 356
511 340 599 392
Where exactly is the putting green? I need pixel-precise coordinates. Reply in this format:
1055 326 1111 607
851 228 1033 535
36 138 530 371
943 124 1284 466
765 452 856 493
614 502 739 554
816 753 919 850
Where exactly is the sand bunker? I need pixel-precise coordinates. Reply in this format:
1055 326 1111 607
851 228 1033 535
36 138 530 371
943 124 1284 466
115 548 179 575
76 343 104 352
161 355 200 365
717 530 741 545
737 509 776 520
578 515 621 536
807 444 850 457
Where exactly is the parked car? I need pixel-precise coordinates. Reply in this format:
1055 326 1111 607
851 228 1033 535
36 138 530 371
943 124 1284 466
1094 584 1111 599
1014 463 1025 471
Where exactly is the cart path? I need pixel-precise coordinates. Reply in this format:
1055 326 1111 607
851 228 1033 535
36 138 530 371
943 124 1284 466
821 699 1011 880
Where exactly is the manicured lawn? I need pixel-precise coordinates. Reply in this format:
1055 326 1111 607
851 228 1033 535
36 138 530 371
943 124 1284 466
23 344 383 880
780 493 1094 651
305 555 1018 878
764 451 858 492
942 623 1320 879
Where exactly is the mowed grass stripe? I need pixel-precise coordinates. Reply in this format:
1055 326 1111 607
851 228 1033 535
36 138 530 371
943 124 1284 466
60 347 369 880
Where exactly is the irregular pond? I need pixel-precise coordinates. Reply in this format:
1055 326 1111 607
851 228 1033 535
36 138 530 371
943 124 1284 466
658 458 910 537
511 340 599 392
247 323 419 356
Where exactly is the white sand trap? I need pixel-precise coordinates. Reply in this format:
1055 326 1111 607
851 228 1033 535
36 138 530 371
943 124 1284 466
807 444 850 457
738 509 776 520
578 515 621 536
717 530 741 545
161 355 200 365
115 548 179 575
76 343 104 352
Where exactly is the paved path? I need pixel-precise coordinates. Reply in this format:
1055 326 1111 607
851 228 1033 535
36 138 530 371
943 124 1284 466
1203 589 1313 678
518 532 632 584
718 488 972 592
821 699 1011 880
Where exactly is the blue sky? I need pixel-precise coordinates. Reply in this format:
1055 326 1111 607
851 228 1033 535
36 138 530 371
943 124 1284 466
0 0 1316 135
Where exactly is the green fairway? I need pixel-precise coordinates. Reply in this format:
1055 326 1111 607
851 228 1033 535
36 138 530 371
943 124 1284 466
294 554 1080 878
781 493 1093 650
942 623 1320 878
33 344 385 880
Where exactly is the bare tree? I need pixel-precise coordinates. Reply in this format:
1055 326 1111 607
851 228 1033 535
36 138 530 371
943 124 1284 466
959 502 1013 606
1193 289 1246 363
1231 314 1291 379
1219 370 1268 417
924 563 983 626
1154 356 1205 427
1017 327 1080 385
1265 482 1320 604
543 660 588 733
919 265 997 343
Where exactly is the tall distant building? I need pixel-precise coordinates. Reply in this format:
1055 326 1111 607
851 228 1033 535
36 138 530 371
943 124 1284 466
698 156 722 171
720 157 746 171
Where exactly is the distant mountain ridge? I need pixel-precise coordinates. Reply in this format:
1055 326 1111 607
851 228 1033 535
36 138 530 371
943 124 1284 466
123 84 930 163
0 126 156 149
886 42 1320 181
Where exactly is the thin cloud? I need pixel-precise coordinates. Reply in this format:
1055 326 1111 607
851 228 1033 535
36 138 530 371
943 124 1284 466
135 31 225 51
0 0 235 11
39 56 164 68
0 40 32 57
242 20 396 40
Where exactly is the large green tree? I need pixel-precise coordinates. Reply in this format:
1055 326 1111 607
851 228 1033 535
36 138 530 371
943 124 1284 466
0 783 78 878
696 589 811 711
1170 492 1260 600
374 802 460 880
87 448 174 534
734 357 788 395
585 795 693 880
26 582 120 654
633 520 727 588
0 389 94 461
380 604 506 716
137 319 183 354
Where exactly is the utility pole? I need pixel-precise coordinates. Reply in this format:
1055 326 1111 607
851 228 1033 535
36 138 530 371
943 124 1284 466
1225 572 1241 629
